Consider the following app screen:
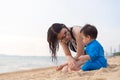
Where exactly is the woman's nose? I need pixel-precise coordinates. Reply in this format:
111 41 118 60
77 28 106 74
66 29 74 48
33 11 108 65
66 35 70 40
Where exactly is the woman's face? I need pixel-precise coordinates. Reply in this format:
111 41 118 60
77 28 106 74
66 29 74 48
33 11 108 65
57 28 71 42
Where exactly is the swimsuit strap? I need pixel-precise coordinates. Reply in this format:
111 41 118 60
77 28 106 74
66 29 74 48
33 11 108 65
68 27 77 52
70 27 76 40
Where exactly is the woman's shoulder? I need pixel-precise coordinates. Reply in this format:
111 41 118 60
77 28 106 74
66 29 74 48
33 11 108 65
68 25 82 30
72 26 82 33
72 25 82 29
71 26 82 37
68 26 82 41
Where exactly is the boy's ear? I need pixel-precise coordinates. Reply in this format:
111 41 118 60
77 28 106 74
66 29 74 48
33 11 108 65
87 35 91 39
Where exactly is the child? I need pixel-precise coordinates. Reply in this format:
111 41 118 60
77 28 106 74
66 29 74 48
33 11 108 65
57 24 107 72
79 24 107 71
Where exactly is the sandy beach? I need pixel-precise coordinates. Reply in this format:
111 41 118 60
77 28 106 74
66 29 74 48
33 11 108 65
0 56 120 80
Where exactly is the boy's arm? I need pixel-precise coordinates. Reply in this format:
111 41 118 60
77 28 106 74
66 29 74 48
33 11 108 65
78 55 90 63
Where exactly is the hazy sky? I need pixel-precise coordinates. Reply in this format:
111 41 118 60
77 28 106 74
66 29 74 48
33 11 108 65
0 0 120 56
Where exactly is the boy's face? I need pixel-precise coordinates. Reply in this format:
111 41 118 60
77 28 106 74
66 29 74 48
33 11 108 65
80 32 91 45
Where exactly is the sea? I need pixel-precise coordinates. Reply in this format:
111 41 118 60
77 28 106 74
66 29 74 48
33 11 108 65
0 54 66 74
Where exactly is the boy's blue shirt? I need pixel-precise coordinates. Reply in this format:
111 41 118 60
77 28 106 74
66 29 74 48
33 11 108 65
82 40 107 71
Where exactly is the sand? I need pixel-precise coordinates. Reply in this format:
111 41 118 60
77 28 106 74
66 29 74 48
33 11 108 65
0 56 120 80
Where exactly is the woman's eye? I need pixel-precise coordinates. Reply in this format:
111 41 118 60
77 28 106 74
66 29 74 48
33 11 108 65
60 31 67 42
63 32 66 37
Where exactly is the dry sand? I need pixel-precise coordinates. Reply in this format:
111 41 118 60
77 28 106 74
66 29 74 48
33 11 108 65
0 56 120 80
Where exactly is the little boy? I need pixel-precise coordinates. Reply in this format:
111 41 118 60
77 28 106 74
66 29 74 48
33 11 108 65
79 24 107 71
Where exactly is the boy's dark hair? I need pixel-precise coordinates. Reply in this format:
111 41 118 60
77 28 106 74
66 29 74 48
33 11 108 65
80 24 98 39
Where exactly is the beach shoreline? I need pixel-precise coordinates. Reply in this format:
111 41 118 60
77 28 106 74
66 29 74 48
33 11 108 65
0 56 120 80
0 66 56 75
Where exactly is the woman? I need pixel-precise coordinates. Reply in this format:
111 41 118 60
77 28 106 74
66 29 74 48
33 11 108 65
47 23 84 71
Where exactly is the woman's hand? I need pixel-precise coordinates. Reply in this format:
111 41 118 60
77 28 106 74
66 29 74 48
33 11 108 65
66 56 78 70
74 55 80 61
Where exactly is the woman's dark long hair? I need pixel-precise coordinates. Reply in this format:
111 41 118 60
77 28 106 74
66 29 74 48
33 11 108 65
47 23 68 61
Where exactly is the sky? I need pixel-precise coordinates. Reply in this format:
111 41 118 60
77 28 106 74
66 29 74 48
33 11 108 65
0 0 120 56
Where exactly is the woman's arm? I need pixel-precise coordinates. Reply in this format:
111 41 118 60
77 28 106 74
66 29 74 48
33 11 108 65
59 41 77 69
72 26 85 59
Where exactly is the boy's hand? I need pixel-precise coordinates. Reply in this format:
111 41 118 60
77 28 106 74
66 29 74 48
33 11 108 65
78 55 90 63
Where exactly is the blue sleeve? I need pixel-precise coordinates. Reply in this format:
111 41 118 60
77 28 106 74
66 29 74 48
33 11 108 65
86 45 99 61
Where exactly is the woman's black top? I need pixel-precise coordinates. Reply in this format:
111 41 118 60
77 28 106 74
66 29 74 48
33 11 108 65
67 27 77 52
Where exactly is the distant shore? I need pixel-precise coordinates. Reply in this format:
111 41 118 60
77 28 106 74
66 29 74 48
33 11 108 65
0 56 120 80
